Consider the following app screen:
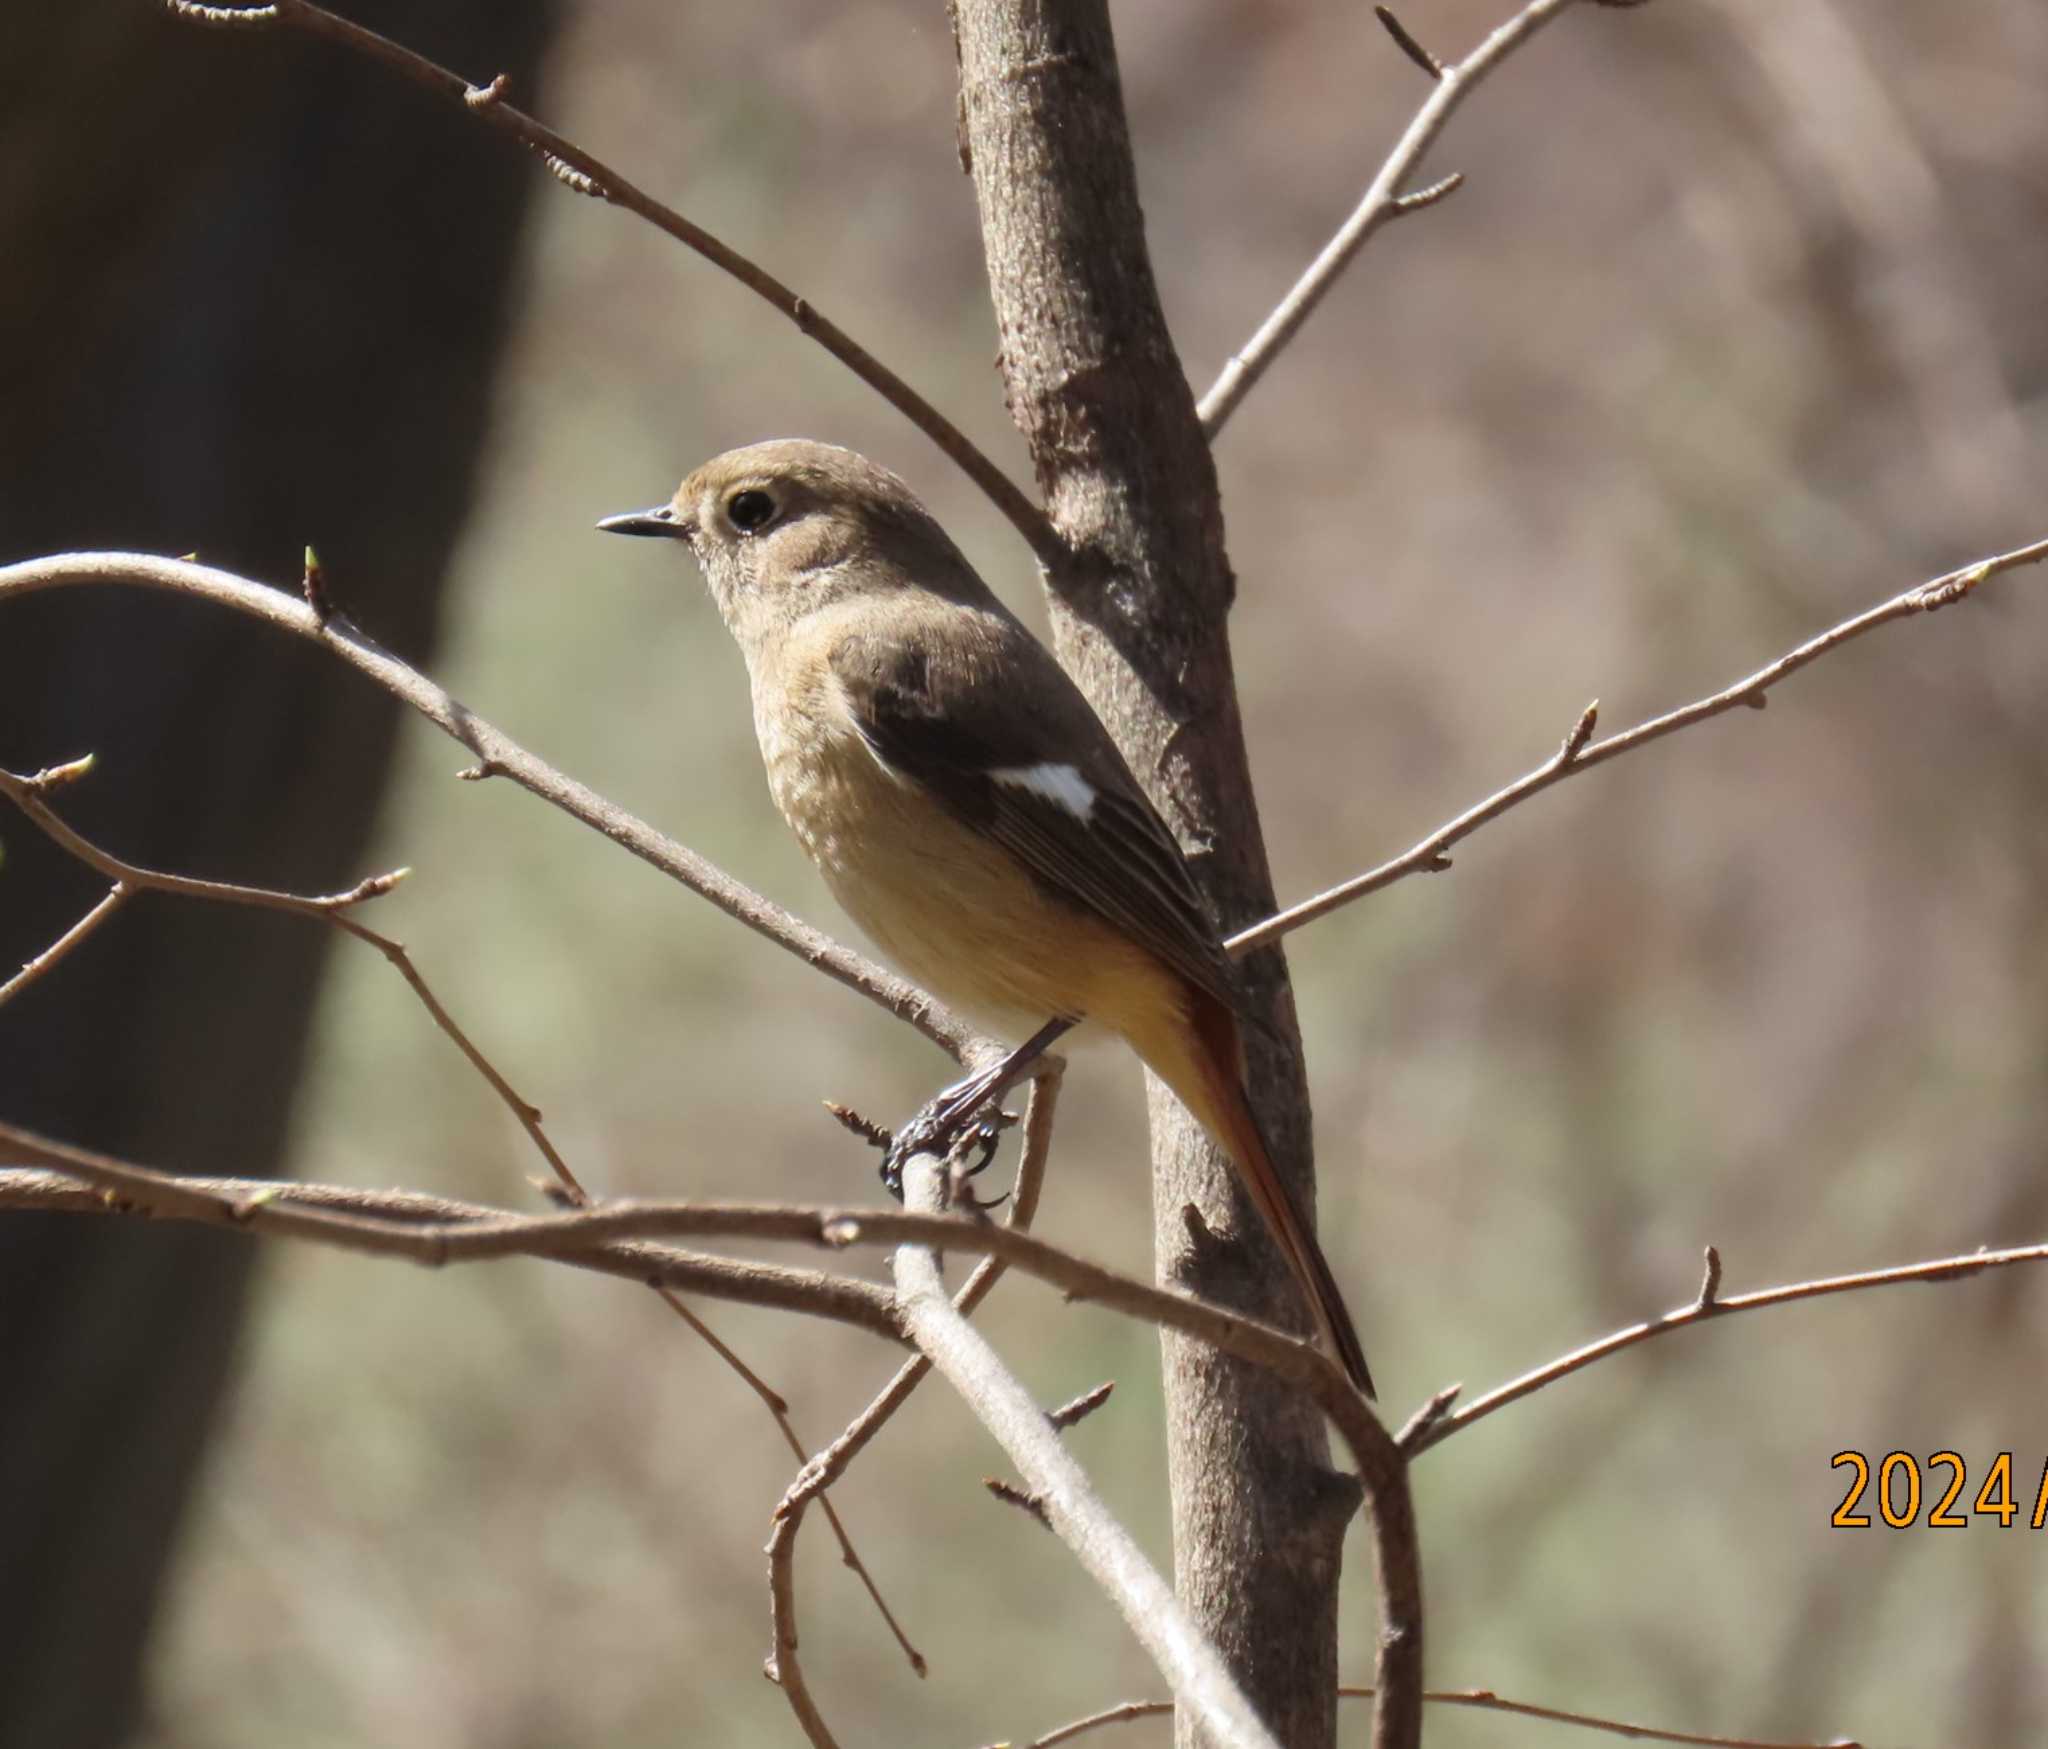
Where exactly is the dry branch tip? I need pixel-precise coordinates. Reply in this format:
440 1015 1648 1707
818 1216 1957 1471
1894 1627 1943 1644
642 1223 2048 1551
984 1477 1052 1528
300 544 333 620
27 754 97 793
1048 1380 1116 1432
162 0 280 25
1695 1245 1724 1311
1561 700 1599 762
1393 171 1464 215
1374 5 1446 79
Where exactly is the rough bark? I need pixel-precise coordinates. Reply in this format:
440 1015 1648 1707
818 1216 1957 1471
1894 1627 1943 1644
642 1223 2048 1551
949 5 1368 1745
0 5 552 1743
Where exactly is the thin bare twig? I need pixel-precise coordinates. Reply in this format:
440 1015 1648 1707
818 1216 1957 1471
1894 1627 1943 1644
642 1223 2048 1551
0 1137 904 1341
0 554 977 1061
0 881 132 1008
1404 1239 2048 1457
1019 1685 1858 1749
892 1157 1280 1749
162 0 1058 567
1199 0 1591 437
1229 535 2048 956
3 744 918 1664
765 1069 1061 1748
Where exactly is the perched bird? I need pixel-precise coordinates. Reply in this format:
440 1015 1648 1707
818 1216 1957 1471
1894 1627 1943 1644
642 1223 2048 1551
600 440 1372 1395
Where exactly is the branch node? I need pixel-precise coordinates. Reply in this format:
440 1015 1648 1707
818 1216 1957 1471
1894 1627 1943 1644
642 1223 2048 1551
534 148 603 198
1694 1244 1723 1312
465 73 510 110
983 1476 1052 1529
1561 699 1599 763
1392 171 1464 215
332 866 410 907
1422 850 1453 873
1374 5 1445 78
820 1217 863 1248
301 544 333 622
27 753 97 794
1918 563 1989 611
230 1184 287 1221
1742 689 1769 710
1394 1385 1462 1453
825 1100 894 1152
456 757 507 782
1047 1380 1115 1432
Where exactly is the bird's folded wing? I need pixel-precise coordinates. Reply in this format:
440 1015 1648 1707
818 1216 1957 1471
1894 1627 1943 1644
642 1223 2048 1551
830 628 1240 1012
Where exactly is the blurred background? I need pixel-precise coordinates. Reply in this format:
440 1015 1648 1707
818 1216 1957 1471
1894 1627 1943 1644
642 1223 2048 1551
4 1 2046 1745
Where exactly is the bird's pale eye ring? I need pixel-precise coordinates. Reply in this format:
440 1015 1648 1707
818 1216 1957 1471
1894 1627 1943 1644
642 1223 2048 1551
726 489 777 534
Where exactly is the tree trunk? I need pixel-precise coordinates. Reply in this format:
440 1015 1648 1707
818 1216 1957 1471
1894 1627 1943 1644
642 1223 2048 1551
949 5 1366 1744
0 6 552 1743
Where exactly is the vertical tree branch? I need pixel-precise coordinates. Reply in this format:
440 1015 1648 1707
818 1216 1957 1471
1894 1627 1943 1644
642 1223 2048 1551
948 5 1390 1746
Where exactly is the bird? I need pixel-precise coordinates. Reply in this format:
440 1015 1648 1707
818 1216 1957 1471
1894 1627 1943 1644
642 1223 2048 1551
599 439 1372 1396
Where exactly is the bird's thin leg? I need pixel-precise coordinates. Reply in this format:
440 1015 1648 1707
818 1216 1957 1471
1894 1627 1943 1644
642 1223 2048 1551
880 1016 1074 1198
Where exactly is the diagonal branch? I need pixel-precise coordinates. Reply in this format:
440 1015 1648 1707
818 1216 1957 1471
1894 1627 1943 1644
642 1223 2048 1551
1229 534 2048 956
1199 0 1600 438
0 552 979 1061
0 1131 905 1341
891 1157 1279 1749
0 880 133 1008
161 0 1060 566
1400 1237 2048 1458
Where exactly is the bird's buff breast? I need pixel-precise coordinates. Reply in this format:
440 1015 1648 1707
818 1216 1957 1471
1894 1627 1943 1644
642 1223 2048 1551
753 675 1170 1042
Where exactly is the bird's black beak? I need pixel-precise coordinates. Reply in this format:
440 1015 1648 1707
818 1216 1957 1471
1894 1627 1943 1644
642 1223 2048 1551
597 505 685 539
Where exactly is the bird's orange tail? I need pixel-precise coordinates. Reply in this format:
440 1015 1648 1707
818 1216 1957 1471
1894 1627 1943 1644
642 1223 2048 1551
1135 986 1375 1398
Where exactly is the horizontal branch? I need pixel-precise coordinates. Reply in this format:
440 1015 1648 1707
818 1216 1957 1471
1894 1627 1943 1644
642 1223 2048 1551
163 0 1059 565
0 552 978 1062
1402 1236 2048 1457
0 1125 1399 1479
894 1160 1278 1749
0 1132 902 1343
1025 1684 1858 1749
1229 534 2048 956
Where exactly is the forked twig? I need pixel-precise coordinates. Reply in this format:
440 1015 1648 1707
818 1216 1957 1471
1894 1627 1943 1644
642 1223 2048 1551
892 1156 1279 1749
765 1069 1062 1748
1229 536 2048 955
1200 0 1601 437
1404 1239 2048 1457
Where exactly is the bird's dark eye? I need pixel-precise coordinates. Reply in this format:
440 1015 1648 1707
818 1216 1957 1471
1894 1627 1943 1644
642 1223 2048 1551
726 489 777 533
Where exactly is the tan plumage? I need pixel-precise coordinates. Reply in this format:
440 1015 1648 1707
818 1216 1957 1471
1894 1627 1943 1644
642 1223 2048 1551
601 439 1372 1395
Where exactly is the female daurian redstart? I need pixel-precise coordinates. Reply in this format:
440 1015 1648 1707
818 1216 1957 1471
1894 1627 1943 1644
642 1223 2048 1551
600 440 1372 1395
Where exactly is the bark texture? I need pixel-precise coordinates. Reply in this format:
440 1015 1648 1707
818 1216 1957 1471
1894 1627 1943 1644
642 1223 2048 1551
0 5 551 1743
950 4 1368 1745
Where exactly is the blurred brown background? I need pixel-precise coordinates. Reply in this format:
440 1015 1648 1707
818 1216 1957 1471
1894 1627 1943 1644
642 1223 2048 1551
7 1 2046 1745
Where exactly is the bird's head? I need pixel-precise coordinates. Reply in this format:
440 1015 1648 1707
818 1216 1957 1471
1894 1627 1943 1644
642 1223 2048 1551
600 439 988 652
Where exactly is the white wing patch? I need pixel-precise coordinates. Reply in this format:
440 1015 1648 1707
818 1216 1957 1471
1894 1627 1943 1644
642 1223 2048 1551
993 762 1097 822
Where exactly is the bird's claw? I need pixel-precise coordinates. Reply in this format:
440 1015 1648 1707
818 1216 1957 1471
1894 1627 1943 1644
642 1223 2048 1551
879 1102 1015 1204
